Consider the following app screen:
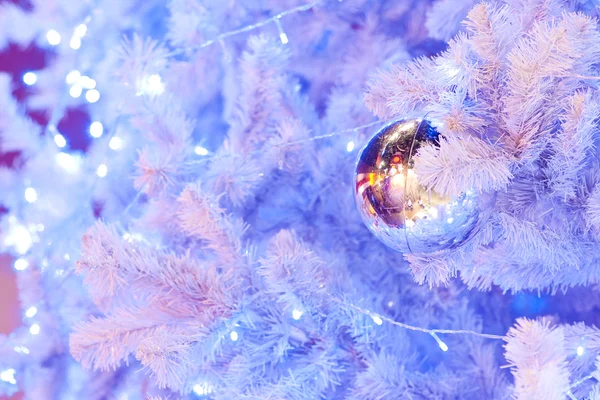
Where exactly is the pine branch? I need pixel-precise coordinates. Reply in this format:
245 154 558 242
504 318 570 400
413 135 513 196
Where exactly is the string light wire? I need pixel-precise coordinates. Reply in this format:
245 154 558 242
329 296 505 341
167 0 324 57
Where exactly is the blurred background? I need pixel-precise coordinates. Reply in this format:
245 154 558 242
0 255 22 400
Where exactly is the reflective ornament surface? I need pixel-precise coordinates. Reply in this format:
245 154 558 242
354 118 480 254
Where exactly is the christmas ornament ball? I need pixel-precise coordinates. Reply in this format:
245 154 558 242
354 118 480 254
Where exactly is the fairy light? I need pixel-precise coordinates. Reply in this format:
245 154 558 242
372 315 383 325
193 383 213 396
70 36 81 49
137 74 164 97
23 72 37 86
66 70 81 84
387 301 394 307
85 89 100 103
346 141 355 152
96 164 108 178
29 324 40 335
230 331 239 341
577 345 584 356
54 133 67 148
292 309 303 320
194 146 209 156
14 258 29 271
90 121 103 138
55 152 82 174
429 332 449 352
78 76 96 89
4 221 33 255
274 17 289 44
14 346 30 354
109 137 123 150
74 23 87 37
25 306 38 318
24 187 38 203
70 83 83 97
46 29 61 46
0 368 16 385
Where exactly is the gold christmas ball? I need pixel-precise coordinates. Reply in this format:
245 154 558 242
354 118 480 253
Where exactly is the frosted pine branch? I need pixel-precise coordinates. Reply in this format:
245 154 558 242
405 251 455 288
70 307 203 391
502 13 600 159
133 147 179 197
546 91 599 199
176 183 248 264
226 34 289 151
587 186 600 232
77 221 240 318
413 135 512 196
364 58 440 119
504 318 570 400
257 230 329 311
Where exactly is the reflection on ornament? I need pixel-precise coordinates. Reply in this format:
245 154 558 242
354 118 480 254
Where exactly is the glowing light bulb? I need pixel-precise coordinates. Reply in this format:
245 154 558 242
24 187 37 203
14 258 29 271
55 152 81 174
447 218 454 224
138 74 164 96
70 36 81 49
86 89 100 103
69 84 83 98
25 306 37 318
90 121 103 138
194 146 208 156
577 345 584 356
4 224 33 255
23 72 37 85
447 67 460 78
387 301 394 307
372 315 383 325
66 70 81 84
29 324 40 335
193 383 213 396
346 141 355 152
275 18 288 44
54 133 67 148
292 309 303 320
74 23 87 37
14 346 29 354
430 332 449 352
46 29 61 46
96 164 108 178
109 137 123 150
0 368 16 385
78 76 96 89
230 331 239 341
